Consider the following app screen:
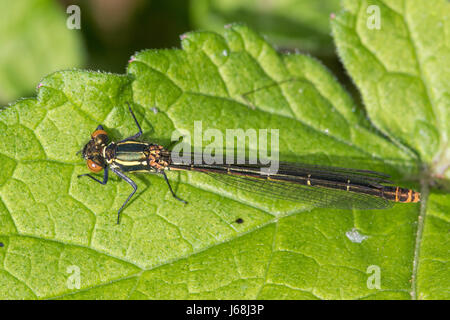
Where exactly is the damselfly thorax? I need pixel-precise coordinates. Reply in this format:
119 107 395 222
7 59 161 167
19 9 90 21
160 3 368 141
109 141 170 173
78 103 420 224
82 130 169 173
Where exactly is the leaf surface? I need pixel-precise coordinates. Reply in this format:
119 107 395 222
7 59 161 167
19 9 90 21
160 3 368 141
0 2 448 299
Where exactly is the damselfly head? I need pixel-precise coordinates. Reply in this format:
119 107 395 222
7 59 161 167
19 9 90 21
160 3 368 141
79 125 109 172
81 139 106 172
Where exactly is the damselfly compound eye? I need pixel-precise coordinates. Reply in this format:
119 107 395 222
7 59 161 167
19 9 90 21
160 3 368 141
87 159 103 172
91 129 108 139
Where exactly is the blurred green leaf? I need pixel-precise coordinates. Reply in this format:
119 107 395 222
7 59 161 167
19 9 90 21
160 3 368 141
0 0 84 104
0 2 448 299
190 0 341 55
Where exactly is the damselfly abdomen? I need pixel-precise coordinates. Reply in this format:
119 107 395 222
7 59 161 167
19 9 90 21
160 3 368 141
78 104 420 224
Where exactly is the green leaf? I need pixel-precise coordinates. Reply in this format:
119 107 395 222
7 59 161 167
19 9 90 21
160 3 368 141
333 0 449 166
0 5 448 299
0 0 84 104
332 0 450 299
190 0 341 55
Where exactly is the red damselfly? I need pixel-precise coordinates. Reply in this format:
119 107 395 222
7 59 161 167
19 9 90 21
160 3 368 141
78 104 420 224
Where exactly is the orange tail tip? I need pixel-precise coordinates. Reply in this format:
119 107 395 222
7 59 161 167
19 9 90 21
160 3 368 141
395 187 420 203
412 191 421 203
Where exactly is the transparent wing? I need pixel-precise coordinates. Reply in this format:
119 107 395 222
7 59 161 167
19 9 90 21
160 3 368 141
250 161 393 187
206 172 392 210
168 152 393 187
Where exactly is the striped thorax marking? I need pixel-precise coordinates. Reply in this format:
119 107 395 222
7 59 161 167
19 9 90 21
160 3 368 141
109 141 170 172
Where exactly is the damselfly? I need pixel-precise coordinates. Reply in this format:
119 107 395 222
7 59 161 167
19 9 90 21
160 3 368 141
78 104 420 224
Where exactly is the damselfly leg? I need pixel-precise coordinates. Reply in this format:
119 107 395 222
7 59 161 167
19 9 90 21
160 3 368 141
111 167 137 224
163 171 188 204
78 166 109 185
118 102 143 142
